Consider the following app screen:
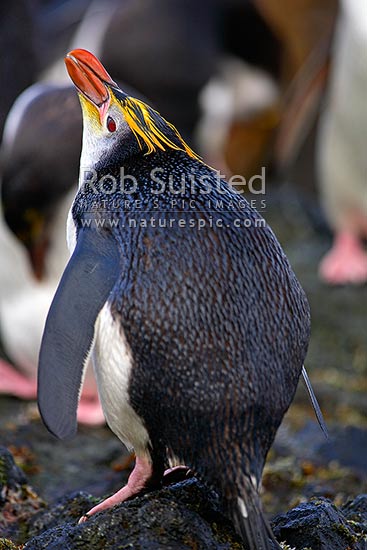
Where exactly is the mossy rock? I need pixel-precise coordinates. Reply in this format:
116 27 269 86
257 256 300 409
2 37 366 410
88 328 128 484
24 478 244 549
272 495 367 550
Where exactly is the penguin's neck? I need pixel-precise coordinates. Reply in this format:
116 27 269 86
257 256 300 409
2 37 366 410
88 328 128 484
79 149 200 199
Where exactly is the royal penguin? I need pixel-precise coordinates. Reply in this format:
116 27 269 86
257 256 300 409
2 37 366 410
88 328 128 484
317 0 367 284
38 49 316 549
0 82 104 424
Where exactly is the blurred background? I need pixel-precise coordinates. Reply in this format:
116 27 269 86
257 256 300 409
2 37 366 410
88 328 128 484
0 0 366 522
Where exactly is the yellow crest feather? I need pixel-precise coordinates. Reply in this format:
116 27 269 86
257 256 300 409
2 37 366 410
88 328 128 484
118 95 202 162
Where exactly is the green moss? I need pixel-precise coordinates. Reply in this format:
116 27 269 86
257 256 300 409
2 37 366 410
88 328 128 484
210 519 243 547
0 457 7 486
182 534 199 549
0 539 18 550
332 521 358 543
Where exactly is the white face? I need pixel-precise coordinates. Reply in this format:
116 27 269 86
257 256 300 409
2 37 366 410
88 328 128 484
78 96 134 179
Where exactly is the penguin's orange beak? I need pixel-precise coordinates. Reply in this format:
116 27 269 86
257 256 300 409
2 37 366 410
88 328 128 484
65 49 117 120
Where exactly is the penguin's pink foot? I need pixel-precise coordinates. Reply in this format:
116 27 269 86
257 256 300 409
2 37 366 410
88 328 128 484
319 232 367 285
77 395 105 426
78 455 154 523
0 359 37 399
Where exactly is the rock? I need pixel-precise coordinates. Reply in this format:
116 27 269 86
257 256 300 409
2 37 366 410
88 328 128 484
24 478 244 550
1 445 367 549
0 446 27 497
0 414 128 504
27 491 97 538
0 446 44 542
318 427 367 473
272 495 367 550
342 494 367 523
265 422 367 515
274 422 367 474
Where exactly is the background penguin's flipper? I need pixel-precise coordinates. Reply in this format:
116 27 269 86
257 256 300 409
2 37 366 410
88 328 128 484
38 227 120 440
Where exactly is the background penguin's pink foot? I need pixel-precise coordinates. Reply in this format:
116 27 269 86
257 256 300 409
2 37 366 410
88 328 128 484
0 359 104 426
78 455 153 523
77 396 105 425
319 232 367 285
0 359 37 399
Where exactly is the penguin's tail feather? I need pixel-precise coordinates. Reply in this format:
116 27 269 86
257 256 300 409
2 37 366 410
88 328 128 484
225 479 280 550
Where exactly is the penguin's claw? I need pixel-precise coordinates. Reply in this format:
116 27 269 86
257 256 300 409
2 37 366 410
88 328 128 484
0 359 37 399
319 231 367 285
78 455 153 523
78 513 90 524
163 465 193 485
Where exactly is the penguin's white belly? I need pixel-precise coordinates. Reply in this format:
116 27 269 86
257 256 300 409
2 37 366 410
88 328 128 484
92 303 150 456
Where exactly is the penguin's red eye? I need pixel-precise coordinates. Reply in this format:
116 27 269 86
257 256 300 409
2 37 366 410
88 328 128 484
107 116 116 132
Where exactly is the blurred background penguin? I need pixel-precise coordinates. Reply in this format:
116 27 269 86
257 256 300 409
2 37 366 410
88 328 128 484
317 0 367 285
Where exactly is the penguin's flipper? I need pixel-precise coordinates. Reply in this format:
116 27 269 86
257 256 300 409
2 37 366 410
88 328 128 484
301 366 329 439
38 227 120 440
